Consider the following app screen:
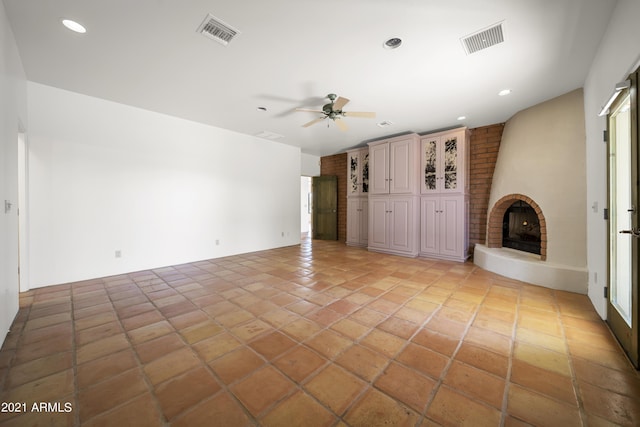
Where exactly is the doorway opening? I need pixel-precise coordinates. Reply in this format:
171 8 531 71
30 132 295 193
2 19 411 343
301 176 312 239
17 129 29 292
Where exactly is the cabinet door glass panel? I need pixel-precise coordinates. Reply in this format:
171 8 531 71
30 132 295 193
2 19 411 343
424 140 437 191
349 154 359 194
444 137 458 190
362 153 369 193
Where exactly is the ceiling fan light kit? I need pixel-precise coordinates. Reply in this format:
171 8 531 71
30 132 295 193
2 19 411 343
296 93 376 131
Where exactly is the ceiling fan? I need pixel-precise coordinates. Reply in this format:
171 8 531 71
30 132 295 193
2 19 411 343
296 94 376 131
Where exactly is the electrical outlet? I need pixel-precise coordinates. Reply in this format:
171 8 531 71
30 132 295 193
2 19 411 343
115 250 122 258
215 239 219 245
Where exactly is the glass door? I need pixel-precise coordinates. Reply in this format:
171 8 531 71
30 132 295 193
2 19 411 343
607 72 638 368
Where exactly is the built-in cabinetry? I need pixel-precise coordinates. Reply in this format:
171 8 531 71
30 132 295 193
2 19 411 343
345 127 469 261
420 128 469 261
367 134 420 257
346 148 369 247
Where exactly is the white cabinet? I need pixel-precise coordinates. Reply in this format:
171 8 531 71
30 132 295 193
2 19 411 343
346 148 369 247
368 196 418 256
421 128 468 195
347 148 369 196
419 127 470 262
346 197 368 247
420 195 468 261
369 134 419 195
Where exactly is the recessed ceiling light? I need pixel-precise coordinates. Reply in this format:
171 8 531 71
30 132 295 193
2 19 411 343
377 120 394 128
457 116 466 121
383 38 402 50
62 19 86 34
498 89 512 96
256 107 267 112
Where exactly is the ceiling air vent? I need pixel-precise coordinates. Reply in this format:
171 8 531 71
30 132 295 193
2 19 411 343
197 13 240 46
461 22 504 55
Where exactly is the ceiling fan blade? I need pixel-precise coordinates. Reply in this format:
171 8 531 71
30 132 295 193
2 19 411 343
302 117 326 127
343 111 376 118
332 96 350 111
296 108 324 113
334 118 348 131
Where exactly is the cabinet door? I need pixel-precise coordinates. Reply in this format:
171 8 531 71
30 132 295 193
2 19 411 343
347 151 361 196
390 139 414 194
420 197 439 255
360 198 369 245
421 136 440 194
368 198 389 249
389 198 414 252
369 144 389 194
347 197 362 244
361 151 370 194
439 196 464 258
441 134 461 194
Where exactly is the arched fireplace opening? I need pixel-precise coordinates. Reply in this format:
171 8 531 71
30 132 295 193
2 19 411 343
487 194 547 260
502 201 541 255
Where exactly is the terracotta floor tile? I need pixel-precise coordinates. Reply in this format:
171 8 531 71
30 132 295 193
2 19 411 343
230 319 273 342
335 344 388 381
579 380 640 426
83 393 163 427
287 300 320 315
465 325 513 356
510 359 577 404
210 347 265 384
377 316 420 340
143 347 202 385
349 307 387 327
248 331 297 361
168 310 209 330
426 316 467 339
121 310 164 331
375 361 437 413
305 329 352 359
273 345 326 383
507 384 581 427
75 320 122 347
1 369 74 404
5 351 73 389
360 329 406 358
344 388 419 427
516 327 567 354
171 392 251 427
455 342 509 378
192 332 242 362
262 390 336 427
74 311 119 331
134 332 186 364
19 321 72 346
281 318 323 341
412 328 459 357
397 342 449 380
127 320 174 345
513 341 571 376
331 318 371 340
427 385 502 426
77 349 138 389
443 360 505 408
573 357 640 397
180 320 223 344
260 308 299 328
78 368 148 422
155 366 221 420
305 364 366 415
230 366 295 416
76 334 130 365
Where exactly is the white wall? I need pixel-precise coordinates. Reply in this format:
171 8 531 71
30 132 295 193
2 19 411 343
585 0 640 318
489 89 587 267
0 3 27 340
301 153 320 177
27 82 301 288
482 89 588 292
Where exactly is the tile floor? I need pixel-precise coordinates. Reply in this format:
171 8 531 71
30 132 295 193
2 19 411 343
1 237 640 426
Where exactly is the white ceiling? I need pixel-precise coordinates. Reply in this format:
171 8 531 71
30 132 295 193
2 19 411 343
3 0 617 156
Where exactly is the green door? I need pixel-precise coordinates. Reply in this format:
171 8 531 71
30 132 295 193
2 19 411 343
312 176 338 240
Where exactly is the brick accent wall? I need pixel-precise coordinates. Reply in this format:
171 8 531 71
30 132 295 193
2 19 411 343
468 124 504 255
320 153 347 242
